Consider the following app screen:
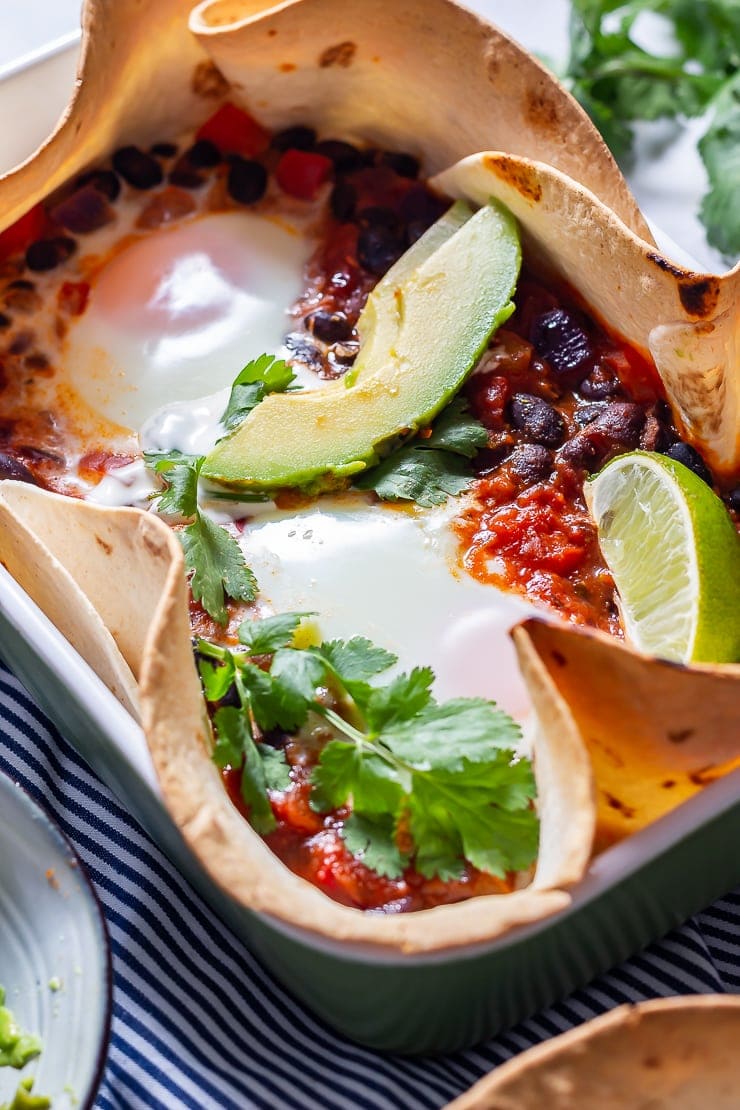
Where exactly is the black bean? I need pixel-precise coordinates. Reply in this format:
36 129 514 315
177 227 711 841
328 342 359 368
573 404 603 427
169 160 205 189
112 146 163 189
25 237 77 273
664 442 713 486
726 488 740 513
314 139 364 173
330 181 356 220
227 158 268 205
357 223 404 274
50 185 113 234
75 169 121 201
380 150 420 178
507 443 553 486
0 313 10 330
284 332 324 371
150 141 179 158
272 125 316 151
579 362 622 399
561 402 645 472
306 310 353 344
6 279 34 291
0 453 37 484
531 308 593 377
510 393 566 447
185 139 221 168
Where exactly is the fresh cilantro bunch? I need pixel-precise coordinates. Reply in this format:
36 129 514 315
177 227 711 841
354 397 488 508
565 0 740 258
198 614 539 882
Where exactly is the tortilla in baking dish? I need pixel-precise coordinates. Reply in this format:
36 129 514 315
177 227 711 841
0 0 737 952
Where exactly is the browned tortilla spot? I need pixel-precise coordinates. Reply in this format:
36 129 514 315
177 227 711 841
319 41 356 68
192 59 230 98
278 62 296 72
647 251 686 279
483 153 543 202
525 87 560 132
678 276 721 317
95 534 113 555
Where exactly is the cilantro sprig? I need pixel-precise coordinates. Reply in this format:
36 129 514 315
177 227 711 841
146 450 257 625
565 0 740 259
144 354 303 623
198 615 538 882
354 397 488 508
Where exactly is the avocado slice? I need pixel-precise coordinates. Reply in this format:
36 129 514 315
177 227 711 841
202 199 521 492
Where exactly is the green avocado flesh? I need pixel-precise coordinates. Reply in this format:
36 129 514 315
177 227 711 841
202 198 522 492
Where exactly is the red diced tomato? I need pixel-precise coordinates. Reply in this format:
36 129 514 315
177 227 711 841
0 204 48 262
196 102 270 156
276 150 333 200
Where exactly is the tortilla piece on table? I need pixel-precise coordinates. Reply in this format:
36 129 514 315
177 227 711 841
514 619 740 850
446 995 740 1108
0 0 650 239
0 483 594 951
432 153 740 478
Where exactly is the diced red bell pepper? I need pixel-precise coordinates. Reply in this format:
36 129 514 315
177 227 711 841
196 102 270 157
275 149 334 200
0 204 48 262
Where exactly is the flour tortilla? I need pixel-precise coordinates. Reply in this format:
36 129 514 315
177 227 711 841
0 0 735 950
447 995 740 1108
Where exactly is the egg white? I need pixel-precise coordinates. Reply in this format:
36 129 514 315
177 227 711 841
65 211 314 434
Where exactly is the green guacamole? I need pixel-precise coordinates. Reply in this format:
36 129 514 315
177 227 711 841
0 988 50 1109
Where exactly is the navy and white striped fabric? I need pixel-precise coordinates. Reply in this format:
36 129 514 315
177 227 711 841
1 659 738 1109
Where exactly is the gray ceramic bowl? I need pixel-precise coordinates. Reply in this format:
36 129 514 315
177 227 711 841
0 770 111 1108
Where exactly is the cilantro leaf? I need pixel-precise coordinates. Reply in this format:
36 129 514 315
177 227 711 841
181 515 258 626
698 71 740 257
221 353 297 433
340 813 408 879
362 667 435 731
425 397 488 457
239 612 315 655
311 741 407 813
213 706 275 833
383 698 522 771
355 444 473 507
260 746 292 792
198 651 236 702
146 451 202 518
312 637 397 703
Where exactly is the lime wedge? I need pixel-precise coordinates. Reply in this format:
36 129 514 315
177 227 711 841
585 451 740 664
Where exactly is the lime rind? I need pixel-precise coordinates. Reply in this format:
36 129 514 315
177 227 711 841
585 451 740 665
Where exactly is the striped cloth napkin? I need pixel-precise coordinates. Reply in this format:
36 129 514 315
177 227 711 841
1 660 737 1110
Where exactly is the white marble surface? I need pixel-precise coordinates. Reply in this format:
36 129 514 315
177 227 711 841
0 0 729 270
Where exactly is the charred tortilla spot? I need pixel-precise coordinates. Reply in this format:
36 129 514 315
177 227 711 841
526 87 559 131
679 277 720 318
689 766 715 786
278 62 297 73
667 727 694 743
319 41 357 68
268 28 277 37
603 791 636 819
646 252 685 280
192 60 230 99
95 534 113 556
484 154 542 202
661 779 677 789
551 650 567 667
643 1056 661 1069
